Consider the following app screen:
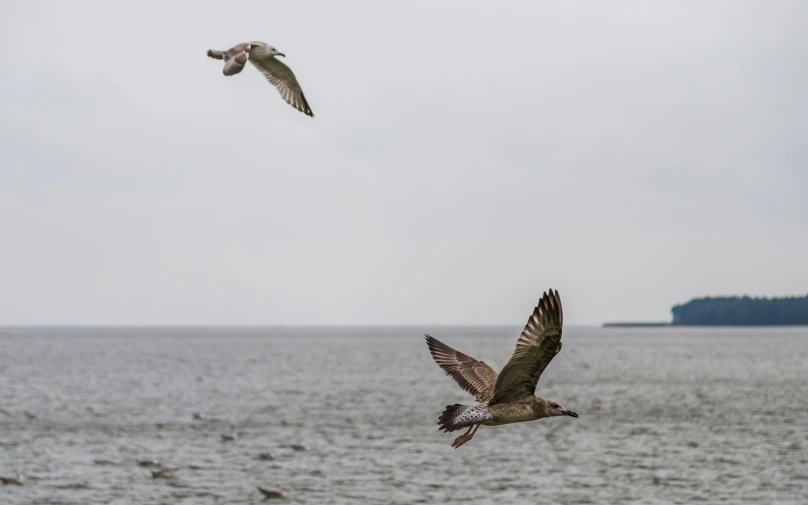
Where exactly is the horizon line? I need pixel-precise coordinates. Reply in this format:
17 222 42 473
0 322 602 329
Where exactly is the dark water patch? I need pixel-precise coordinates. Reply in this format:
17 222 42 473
51 482 93 490
714 457 743 466
91 459 119 466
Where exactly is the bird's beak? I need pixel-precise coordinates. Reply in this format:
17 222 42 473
276 52 286 58
566 409 578 418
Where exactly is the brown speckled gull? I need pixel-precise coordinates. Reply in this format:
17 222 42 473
425 289 577 448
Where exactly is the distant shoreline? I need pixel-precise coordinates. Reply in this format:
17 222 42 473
672 295 808 326
603 322 808 328
602 322 671 328
606 293 808 327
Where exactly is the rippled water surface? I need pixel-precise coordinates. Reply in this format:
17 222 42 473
1 326 807 504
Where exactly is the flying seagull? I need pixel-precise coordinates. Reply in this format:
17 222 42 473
425 289 577 448
207 41 314 117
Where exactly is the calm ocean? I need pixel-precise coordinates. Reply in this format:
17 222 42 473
1 326 806 504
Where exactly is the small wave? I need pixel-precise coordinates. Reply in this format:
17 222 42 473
92 459 119 466
52 482 92 490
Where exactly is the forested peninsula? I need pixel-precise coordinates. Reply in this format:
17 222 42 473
670 294 808 326
604 293 808 327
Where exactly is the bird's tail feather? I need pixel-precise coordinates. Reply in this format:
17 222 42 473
437 404 492 433
207 49 225 60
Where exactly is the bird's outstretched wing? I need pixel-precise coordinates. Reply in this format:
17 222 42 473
250 56 314 117
207 44 251 76
425 335 498 402
488 289 564 405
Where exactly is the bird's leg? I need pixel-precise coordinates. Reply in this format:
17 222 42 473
452 424 474 448
451 425 474 448
451 423 481 449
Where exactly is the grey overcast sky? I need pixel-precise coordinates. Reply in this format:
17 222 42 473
1 1 806 326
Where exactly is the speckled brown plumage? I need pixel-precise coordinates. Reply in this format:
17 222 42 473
426 289 578 448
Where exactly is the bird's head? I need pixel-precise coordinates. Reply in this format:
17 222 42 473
248 41 285 58
547 400 578 418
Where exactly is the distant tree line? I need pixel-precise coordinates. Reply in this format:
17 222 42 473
671 294 808 326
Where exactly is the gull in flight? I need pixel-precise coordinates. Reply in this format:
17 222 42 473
207 41 314 117
425 289 577 448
